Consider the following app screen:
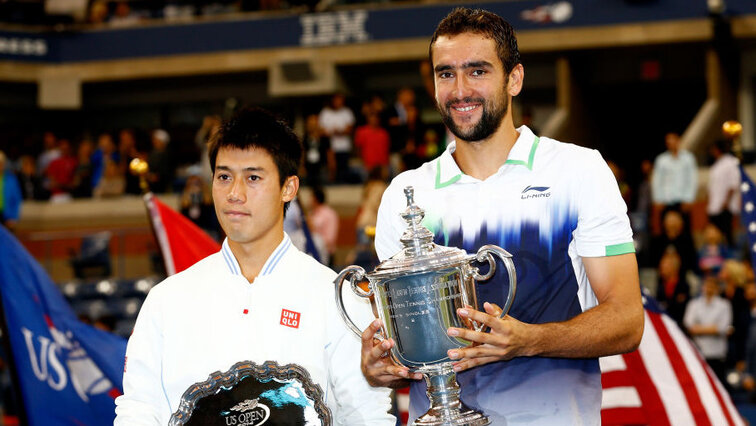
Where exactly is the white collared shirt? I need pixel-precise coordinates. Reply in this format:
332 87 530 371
707 153 740 215
375 126 633 425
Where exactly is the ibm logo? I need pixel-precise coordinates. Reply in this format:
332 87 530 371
0 37 48 56
300 10 369 46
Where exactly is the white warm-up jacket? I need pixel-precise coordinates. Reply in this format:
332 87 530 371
114 234 394 425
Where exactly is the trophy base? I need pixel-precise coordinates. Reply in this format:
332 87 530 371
410 366 491 426
412 403 490 426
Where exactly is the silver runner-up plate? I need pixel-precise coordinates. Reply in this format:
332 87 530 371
169 360 332 426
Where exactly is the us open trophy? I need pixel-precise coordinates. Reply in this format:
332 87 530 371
335 186 516 426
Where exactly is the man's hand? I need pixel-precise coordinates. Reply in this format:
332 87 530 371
446 303 533 372
360 319 423 388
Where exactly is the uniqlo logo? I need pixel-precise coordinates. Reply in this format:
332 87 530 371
280 309 301 329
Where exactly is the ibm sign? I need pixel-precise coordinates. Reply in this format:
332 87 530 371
300 10 369 46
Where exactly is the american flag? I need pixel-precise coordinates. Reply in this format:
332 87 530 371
600 293 743 425
394 292 744 425
741 167 756 280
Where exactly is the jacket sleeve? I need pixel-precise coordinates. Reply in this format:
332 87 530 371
326 288 395 425
114 289 169 425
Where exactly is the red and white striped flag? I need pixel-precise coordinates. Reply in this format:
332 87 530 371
144 192 220 276
601 293 743 425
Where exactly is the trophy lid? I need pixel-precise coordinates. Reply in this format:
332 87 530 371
369 186 470 279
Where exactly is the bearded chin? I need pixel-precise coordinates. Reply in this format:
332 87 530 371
440 97 508 143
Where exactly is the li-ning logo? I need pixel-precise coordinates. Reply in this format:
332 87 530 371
521 185 551 199
225 398 271 425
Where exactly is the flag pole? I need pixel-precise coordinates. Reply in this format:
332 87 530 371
0 287 30 426
130 158 170 277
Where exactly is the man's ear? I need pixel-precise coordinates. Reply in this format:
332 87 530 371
281 176 299 203
507 64 524 97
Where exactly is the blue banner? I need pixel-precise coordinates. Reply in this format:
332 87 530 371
0 226 126 425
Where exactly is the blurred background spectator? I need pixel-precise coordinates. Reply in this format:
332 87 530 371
0 151 22 231
684 275 733 385
319 94 355 183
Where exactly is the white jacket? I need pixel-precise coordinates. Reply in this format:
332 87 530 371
115 235 394 425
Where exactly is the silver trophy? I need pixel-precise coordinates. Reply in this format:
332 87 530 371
335 186 516 426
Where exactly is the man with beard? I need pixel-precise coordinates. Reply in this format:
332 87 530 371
360 8 643 425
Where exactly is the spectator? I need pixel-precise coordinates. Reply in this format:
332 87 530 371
387 87 415 149
607 160 632 209
119 129 143 195
72 139 95 198
650 132 697 234
699 223 731 277
45 139 77 202
109 1 141 26
93 158 125 198
400 105 425 171
742 282 756 397
345 167 387 272
656 248 689 327
180 173 219 240
354 166 387 244
388 87 422 171
684 276 733 386
308 186 339 266
147 129 174 193
16 155 48 200
195 115 221 183
418 128 441 161
0 151 22 230
303 113 331 186
319 94 355 183
632 159 654 266
721 259 751 370
707 139 740 245
651 209 698 277
88 0 109 24
361 93 388 126
91 133 119 189
354 112 390 178
36 131 60 179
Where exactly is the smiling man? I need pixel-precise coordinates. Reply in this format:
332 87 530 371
115 107 394 425
360 8 644 425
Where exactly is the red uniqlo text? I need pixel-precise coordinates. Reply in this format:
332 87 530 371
280 309 301 328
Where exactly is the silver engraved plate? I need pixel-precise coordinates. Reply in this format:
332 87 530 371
169 361 332 426
335 186 517 426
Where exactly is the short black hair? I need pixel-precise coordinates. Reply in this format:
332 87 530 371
429 7 521 74
208 107 302 212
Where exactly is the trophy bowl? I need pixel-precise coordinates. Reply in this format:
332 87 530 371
335 186 516 426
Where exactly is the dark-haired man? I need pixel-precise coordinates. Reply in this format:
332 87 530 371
115 108 394 425
361 8 643 425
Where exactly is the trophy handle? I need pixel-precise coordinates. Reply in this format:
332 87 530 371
472 244 517 319
334 265 381 340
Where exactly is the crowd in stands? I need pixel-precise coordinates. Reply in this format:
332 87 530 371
621 130 756 400
0 0 387 26
0 88 442 244
7 85 756 405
